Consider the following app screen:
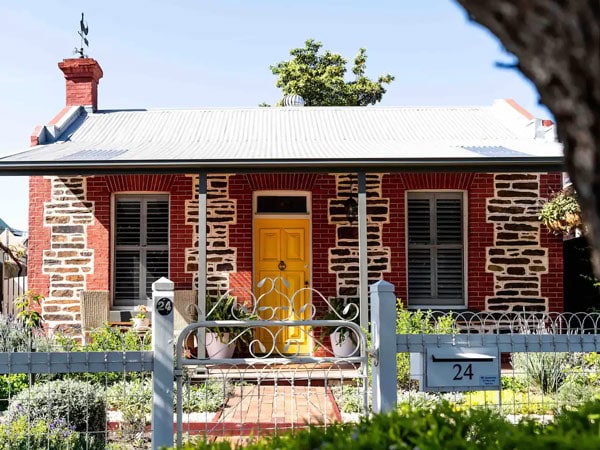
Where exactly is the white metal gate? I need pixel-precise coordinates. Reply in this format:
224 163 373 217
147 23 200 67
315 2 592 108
174 277 370 446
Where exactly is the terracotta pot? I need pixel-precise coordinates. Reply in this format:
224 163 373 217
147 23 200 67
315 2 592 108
205 332 235 359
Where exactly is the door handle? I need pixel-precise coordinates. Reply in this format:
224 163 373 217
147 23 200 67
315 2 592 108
278 260 287 271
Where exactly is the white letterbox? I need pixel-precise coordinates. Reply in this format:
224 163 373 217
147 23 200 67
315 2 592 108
423 346 500 392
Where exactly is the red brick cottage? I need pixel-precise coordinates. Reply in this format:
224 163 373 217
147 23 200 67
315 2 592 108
0 58 564 351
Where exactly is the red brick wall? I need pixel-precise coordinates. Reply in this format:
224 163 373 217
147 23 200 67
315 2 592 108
28 176 52 297
86 177 110 291
29 171 564 313
86 174 194 291
540 172 565 312
170 175 194 288
27 174 197 298
311 174 337 302
381 172 563 311
467 173 496 310
381 174 405 301
228 175 252 297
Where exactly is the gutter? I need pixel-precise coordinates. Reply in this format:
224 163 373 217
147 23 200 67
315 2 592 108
0 156 564 176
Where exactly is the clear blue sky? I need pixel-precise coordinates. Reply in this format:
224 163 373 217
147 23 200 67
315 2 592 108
0 1 549 231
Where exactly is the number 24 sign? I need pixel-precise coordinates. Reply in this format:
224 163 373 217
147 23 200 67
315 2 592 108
156 297 173 316
424 346 500 392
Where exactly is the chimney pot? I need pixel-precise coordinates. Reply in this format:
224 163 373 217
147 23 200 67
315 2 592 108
58 58 103 112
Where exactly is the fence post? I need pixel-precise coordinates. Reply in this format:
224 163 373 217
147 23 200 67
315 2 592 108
370 280 397 414
152 277 175 450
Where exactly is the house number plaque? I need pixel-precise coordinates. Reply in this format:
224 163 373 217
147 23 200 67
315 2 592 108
424 346 500 392
156 297 173 316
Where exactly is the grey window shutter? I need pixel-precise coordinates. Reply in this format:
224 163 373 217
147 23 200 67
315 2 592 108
114 196 169 306
114 251 140 303
435 197 463 300
407 193 464 306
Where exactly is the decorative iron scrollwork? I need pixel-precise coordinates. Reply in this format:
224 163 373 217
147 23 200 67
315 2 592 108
183 276 363 359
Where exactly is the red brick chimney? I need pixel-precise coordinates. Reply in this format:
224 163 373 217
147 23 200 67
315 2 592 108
58 58 103 112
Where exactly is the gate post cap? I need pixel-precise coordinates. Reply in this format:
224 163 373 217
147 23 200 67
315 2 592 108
152 277 174 292
370 280 395 293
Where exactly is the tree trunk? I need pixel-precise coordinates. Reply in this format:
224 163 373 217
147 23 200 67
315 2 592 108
456 0 600 273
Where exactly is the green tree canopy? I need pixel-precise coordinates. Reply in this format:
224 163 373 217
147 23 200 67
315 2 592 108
270 39 394 106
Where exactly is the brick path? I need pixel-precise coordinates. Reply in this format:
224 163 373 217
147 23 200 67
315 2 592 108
194 384 341 440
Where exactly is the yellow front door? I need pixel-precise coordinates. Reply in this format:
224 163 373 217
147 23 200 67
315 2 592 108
254 218 311 354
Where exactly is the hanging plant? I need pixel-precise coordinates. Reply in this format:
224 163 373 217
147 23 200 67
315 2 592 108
539 191 582 235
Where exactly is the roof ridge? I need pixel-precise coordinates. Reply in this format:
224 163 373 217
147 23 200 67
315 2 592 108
93 104 494 113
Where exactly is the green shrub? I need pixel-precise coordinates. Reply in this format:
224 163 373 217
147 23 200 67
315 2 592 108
463 389 558 415
332 383 366 414
52 324 151 385
15 289 44 331
583 352 600 367
180 400 600 450
0 373 28 411
395 302 454 388
397 390 461 409
501 374 528 392
106 380 151 448
512 351 583 393
54 323 151 353
107 378 228 414
0 313 43 351
180 380 230 413
106 379 152 413
86 324 151 352
7 379 106 448
0 416 83 450
106 379 227 448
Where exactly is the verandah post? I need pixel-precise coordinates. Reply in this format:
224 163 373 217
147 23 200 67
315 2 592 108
152 277 175 449
370 280 397 414
358 171 368 330
197 171 208 358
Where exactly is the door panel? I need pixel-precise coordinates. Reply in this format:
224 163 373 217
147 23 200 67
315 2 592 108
283 229 305 262
254 218 310 354
259 229 281 261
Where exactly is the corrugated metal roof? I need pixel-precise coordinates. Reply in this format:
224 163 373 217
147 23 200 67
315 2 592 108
0 101 563 175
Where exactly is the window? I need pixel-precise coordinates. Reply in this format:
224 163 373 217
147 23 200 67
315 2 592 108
113 195 169 306
255 195 308 214
407 192 465 307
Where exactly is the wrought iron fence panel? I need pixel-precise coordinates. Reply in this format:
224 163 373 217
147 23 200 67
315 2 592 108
388 311 600 421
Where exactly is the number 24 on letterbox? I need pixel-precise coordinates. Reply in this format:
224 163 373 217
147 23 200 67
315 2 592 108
425 346 500 392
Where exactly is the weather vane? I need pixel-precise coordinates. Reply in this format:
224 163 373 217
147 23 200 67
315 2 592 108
74 12 89 58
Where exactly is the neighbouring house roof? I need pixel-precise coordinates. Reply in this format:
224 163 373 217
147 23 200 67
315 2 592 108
0 99 563 175
0 217 24 237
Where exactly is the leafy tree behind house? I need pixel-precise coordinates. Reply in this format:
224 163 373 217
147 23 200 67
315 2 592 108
270 39 394 106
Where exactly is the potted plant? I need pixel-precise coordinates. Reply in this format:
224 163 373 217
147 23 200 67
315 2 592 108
539 190 583 235
204 294 256 358
318 298 360 357
131 304 150 329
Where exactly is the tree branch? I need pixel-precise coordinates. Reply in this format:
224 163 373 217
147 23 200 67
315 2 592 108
456 0 600 273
